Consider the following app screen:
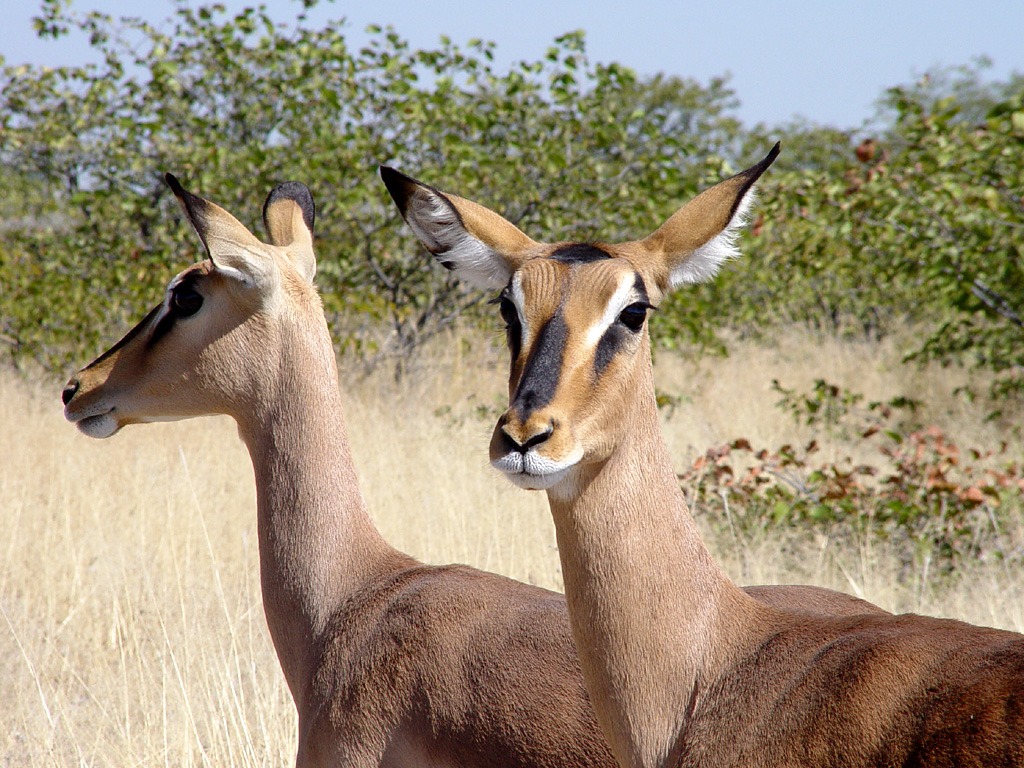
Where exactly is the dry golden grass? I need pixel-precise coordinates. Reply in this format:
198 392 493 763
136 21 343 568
2 328 1021 765
656 329 1024 622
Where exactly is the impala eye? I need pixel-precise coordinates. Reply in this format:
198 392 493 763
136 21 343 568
498 295 520 328
490 293 523 360
171 285 204 317
618 302 651 332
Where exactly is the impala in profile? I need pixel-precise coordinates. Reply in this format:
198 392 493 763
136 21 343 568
384 146 1024 768
62 175 618 767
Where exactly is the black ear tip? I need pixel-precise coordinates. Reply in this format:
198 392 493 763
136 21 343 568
379 166 453 220
263 181 316 233
268 180 312 201
742 141 782 180
379 165 403 192
165 172 185 195
379 165 419 192
265 181 314 210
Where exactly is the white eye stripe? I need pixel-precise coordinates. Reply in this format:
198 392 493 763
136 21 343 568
153 275 187 319
584 271 638 350
510 273 532 348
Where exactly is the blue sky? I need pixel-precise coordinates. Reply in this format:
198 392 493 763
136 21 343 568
4 0 1022 129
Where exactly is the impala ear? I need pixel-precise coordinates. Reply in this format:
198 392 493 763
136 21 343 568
638 142 780 291
165 173 278 293
380 166 539 290
263 181 317 283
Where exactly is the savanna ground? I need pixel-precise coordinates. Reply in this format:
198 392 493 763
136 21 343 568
2 328 1022 766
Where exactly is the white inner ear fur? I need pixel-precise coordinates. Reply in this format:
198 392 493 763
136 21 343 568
668 187 756 288
209 243 279 295
411 190 512 291
584 271 639 349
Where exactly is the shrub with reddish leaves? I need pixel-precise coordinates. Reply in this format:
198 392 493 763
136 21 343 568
679 380 1024 580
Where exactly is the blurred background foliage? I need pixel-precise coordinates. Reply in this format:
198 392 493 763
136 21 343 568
1 0 1022 395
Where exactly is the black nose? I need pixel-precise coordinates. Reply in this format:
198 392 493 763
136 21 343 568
501 424 554 454
62 379 79 406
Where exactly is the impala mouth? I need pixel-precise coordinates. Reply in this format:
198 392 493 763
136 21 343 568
491 449 580 491
65 407 121 439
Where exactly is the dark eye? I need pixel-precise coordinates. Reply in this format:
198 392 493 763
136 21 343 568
618 302 650 332
498 295 519 328
171 285 204 317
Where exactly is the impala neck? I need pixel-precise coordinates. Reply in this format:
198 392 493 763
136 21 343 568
546 355 757 768
235 319 400 704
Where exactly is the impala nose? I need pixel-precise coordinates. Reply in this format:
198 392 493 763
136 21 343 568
501 422 554 454
62 379 80 406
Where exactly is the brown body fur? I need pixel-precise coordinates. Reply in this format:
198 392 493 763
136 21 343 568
685 612 1024 767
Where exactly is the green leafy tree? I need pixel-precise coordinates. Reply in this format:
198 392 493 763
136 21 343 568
870 86 1024 398
4 1 1021 399
713 75 1024 399
1 0 743 375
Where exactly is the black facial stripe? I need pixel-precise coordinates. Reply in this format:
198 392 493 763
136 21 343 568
505 307 522 363
491 290 522 361
83 304 162 370
592 272 651 378
633 273 650 306
550 243 611 264
511 311 567 418
593 324 627 378
146 304 176 350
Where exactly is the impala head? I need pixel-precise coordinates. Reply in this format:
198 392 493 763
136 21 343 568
62 175 318 438
382 144 778 493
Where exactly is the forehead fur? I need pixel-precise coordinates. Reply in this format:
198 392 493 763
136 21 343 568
512 256 647 335
515 253 648 312
549 243 612 264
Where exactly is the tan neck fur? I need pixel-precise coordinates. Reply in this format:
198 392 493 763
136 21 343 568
546 348 760 768
235 314 401 703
